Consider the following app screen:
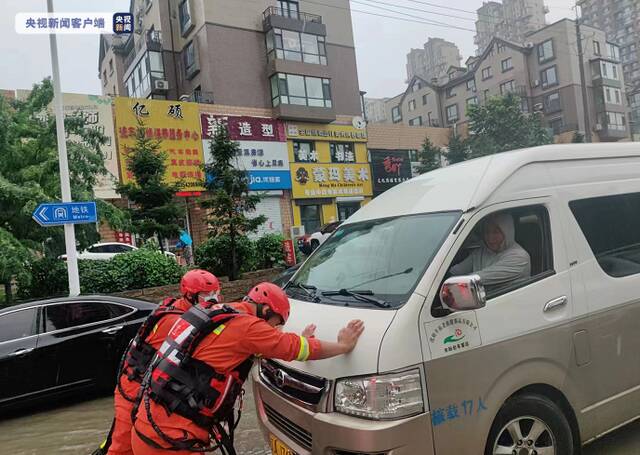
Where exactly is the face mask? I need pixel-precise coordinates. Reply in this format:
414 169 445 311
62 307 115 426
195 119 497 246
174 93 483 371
201 291 220 303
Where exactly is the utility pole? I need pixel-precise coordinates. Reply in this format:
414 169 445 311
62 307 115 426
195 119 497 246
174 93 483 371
47 0 81 295
576 4 593 142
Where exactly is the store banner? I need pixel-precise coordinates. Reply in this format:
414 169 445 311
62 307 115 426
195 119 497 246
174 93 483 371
114 97 205 192
286 123 367 142
200 113 285 142
370 150 413 194
283 239 296 266
290 163 373 199
248 170 292 191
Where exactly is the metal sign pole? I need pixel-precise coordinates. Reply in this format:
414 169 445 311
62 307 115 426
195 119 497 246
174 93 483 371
47 0 80 296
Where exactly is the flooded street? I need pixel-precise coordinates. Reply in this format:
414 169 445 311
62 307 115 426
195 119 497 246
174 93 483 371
0 387 638 454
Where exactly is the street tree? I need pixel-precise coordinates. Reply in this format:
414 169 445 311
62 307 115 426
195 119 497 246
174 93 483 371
446 132 469 164
416 136 442 174
0 80 126 302
466 93 552 158
116 123 183 252
200 124 266 280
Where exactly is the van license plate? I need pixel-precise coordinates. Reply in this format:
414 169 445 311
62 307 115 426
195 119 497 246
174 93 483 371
270 435 295 455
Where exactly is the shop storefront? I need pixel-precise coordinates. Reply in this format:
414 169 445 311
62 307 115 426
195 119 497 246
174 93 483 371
200 114 291 238
287 122 371 234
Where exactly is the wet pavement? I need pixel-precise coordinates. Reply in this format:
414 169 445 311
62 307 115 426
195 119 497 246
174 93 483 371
0 387 638 454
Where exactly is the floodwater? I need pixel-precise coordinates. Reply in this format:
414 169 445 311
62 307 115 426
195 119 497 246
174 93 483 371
0 387 638 454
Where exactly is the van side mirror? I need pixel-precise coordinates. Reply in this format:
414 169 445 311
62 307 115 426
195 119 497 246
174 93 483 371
440 275 486 312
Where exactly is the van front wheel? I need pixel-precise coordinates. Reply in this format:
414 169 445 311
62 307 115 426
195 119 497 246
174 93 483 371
485 394 573 455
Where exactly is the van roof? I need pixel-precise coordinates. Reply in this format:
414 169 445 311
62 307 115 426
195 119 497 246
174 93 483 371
350 143 640 223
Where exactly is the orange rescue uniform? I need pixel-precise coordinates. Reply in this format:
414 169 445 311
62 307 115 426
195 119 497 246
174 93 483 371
131 301 322 455
107 298 192 455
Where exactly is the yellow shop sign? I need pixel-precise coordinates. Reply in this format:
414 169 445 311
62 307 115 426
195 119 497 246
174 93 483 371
291 163 373 199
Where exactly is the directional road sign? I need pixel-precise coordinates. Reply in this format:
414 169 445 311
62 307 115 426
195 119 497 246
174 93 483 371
32 201 98 227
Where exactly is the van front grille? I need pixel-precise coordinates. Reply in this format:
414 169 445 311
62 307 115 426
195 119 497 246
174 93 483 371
264 403 312 451
259 359 327 406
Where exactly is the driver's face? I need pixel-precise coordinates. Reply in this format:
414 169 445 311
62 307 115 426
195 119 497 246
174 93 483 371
484 220 505 253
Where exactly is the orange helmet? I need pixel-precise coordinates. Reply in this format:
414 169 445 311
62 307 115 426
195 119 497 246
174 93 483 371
180 269 221 303
246 282 290 324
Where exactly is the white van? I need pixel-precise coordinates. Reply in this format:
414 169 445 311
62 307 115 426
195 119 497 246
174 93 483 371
253 143 640 455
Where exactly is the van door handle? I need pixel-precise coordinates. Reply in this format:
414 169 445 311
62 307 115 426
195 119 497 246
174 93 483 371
102 325 124 335
9 348 34 358
544 296 567 312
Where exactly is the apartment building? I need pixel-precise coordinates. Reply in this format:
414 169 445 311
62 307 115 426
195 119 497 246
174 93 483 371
578 0 640 138
376 20 630 142
474 0 548 55
98 0 362 123
364 97 388 123
406 38 462 83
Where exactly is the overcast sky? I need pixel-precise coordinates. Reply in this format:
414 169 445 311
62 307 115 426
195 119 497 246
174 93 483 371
1 0 576 100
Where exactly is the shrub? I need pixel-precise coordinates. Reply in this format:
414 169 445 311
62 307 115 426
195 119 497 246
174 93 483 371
107 248 184 291
255 234 285 269
195 235 257 278
17 257 68 300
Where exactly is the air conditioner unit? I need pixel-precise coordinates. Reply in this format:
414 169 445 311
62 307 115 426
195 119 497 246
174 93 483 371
154 79 169 90
291 226 305 238
532 79 540 88
533 102 544 111
595 123 603 131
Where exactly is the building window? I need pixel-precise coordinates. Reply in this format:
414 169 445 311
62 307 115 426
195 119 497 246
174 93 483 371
482 66 493 80
549 117 563 134
600 61 620 80
412 81 422 92
183 41 198 79
125 51 165 98
278 0 299 19
538 39 554 63
422 93 428 105
466 96 478 108
446 104 458 123
300 204 321 235
544 92 561 112
293 141 317 162
392 106 402 123
270 73 332 108
500 80 515 95
266 29 327 65
501 57 513 72
330 143 355 162
446 87 455 98
409 116 423 126
497 42 506 53
593 40 601 56
408 99 416 111
540 66 558 89
604 87 623 105
602 111 626 130
178 0 193 36
467 79 476 91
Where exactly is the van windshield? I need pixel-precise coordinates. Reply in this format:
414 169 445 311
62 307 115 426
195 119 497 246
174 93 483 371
288 212 460 308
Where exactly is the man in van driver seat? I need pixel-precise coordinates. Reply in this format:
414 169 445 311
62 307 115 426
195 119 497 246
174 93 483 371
450 212 531 290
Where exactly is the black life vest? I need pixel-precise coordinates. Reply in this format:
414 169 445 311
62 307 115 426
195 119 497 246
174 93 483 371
137 303 253 452
117 297 184 402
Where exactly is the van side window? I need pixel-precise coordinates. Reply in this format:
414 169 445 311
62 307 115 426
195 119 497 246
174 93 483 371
432 205 554 316
570 192 640 278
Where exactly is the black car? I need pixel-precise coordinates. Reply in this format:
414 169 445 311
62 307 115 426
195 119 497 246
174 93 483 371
0 295 156 411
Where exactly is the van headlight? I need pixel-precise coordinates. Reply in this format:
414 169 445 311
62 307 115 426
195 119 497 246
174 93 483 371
334 369 424 420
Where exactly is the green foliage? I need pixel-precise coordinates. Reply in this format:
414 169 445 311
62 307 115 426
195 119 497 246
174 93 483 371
0 79 127 298
572 131 585 143
200 126 266 279
255 234 286 269
466 93 552 158
446 132 469 164
195 235 257 277
116 122 183 251
17 250 184 299
416 136 442 174
0 228 32 304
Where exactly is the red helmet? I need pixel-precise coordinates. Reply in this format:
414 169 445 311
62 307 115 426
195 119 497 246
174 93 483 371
180 269 221 302
247 282 290 323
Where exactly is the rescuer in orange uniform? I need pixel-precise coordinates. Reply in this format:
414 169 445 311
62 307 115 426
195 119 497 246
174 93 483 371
99 270 221 455
131 282 364 455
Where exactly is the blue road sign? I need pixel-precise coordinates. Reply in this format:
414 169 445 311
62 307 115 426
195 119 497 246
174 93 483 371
32 201 98 227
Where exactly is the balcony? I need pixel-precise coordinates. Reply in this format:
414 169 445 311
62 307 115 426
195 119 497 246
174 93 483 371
262 6 326 36
124 30 163 70
273 104 336 123
190 90 215 104
596 124 629 141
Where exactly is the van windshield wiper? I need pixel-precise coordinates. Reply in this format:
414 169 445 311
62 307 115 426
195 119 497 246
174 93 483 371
348 267 414 290
287 282 320 302
321 289 391 309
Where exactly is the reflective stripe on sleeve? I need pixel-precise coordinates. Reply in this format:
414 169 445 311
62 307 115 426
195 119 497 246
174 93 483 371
296 336 310 361
213 324 226 336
